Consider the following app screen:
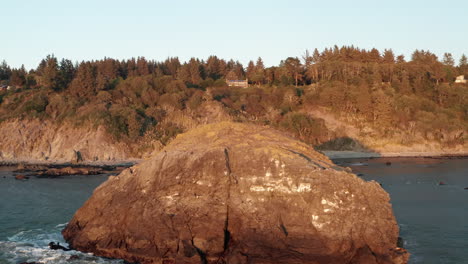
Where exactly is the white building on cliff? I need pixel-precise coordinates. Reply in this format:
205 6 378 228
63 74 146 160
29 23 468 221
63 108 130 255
455 75 467 84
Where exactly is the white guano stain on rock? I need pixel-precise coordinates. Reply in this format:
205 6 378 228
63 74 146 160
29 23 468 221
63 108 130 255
311 215 325 229
321 198 339 208
249 181 312 193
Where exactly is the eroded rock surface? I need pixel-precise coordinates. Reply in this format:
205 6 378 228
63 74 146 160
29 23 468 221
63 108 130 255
63 122 409 264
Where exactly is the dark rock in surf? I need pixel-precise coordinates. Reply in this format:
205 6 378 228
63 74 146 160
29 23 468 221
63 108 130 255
15 174 29 180
63 122 409 264
68 255 80 260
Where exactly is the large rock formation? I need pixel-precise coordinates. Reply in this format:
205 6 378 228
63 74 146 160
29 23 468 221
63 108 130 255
62 122 409 264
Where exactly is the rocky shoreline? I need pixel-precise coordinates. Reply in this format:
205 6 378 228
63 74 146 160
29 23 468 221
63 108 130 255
4 162 136 179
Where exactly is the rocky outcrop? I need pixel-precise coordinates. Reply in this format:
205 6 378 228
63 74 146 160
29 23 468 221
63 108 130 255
62 122 409 264
0 119 134 163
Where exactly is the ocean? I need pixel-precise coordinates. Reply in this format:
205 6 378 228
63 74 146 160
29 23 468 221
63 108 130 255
0 157 467 264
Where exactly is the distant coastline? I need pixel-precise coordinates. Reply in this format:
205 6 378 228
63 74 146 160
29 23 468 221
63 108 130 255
1 151 467 167
322 150 468 159
0 158 141 167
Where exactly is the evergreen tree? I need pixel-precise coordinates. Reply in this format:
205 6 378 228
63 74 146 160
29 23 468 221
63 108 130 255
36 55 59 89
136 57 149 76
9 67 26 86
0 60 11 81
246 60 256 82
57 59 76 91
382 49 395 64
252 57 265 85
442 53 455 66
460 54 468 67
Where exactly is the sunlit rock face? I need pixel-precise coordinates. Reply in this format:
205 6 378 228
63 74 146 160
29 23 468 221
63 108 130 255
63 122 408 264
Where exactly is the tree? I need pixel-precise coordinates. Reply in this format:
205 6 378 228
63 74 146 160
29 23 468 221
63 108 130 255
282 57 302 86
442 53 455 66
69 62 97 97
36 55 59 88
251 57 265 85
96 59 118 91
246 60 256 83
178 58 202 85
136 57 149 76
163 57 181 77
57 59 76 91
441 53 455 82
459 54 468 67
302 50 313 68
368 48 381 63
206 56 225 80
382 49 395 64
0 60 11 81
460 54 468 74
9 66 26 86
396 55 405 64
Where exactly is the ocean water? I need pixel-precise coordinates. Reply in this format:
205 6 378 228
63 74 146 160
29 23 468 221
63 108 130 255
0 167 123 264
337 157 468 264
0 158 467 264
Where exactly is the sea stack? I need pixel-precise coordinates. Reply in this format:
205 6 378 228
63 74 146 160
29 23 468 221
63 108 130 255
62 122 409 264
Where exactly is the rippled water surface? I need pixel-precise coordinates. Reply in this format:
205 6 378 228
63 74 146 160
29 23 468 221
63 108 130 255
337 157 468 264
0 158 467 264
0 167 123 264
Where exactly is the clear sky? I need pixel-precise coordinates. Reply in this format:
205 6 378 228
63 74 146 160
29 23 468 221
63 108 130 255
1 0 467 69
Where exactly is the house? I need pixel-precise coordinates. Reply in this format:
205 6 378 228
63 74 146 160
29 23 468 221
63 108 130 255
226 79 248 88
455 75 467 84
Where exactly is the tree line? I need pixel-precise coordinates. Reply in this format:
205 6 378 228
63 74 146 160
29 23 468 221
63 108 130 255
1 46 467 90
0 46 466 149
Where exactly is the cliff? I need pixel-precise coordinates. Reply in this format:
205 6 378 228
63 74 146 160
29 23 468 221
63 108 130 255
0 119 144 163
62 122 409 264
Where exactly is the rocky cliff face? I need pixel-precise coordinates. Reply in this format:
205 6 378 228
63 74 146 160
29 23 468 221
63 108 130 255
0 119 134 163
62 122 409 264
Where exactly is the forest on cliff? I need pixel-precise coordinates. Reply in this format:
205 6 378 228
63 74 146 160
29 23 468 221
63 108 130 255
0 46 466 153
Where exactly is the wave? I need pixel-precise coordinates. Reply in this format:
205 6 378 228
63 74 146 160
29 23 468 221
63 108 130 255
0 227 123 264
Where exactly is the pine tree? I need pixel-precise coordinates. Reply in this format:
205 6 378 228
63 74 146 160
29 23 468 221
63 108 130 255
442 53 455 66
252 57 265 85
36 55 59 88
382 49 395 64
0 60 11 81
57 59 76 91
246 60 255 83
460 54 468 67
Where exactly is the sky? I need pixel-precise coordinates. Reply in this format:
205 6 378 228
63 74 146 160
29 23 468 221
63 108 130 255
1 0 467 70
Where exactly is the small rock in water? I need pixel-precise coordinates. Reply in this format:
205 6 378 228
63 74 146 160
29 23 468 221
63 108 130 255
386 162 392 166
438 181 446 186
68 255 80 260
357 173 364 176
397 236 405 247
464 187 468 190
15 174 29 180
